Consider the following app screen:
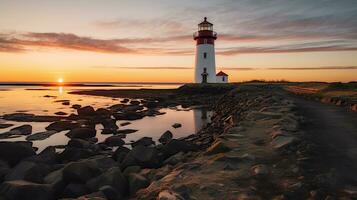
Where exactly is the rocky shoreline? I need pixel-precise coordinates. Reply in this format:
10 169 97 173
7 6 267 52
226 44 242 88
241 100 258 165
0 84 355 199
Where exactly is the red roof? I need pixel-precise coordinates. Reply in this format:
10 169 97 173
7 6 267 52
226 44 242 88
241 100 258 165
216 71 228 76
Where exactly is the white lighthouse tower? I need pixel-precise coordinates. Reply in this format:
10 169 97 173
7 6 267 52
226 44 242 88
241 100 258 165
194 17 217 83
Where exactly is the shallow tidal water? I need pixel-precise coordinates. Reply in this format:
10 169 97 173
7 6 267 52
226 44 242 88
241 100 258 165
0 83 212 151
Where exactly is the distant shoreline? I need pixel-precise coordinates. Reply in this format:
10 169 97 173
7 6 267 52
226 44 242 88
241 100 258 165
0 82 185 87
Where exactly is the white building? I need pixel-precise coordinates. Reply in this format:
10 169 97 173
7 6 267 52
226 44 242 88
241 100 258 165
193 17 217 83
216 71 229 83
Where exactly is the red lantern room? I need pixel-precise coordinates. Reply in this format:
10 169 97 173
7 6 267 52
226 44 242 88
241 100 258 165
193 17 217 45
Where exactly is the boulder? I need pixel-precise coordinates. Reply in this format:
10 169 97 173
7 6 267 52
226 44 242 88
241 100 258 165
131 137 155 148
101 119 118 130
26 130 58 141
25 146 57 164
2 113 35 121
0 180 54 200
130 100 140 105
99 185 122 200
120 122 131 126
161 139 198 158
122 145 161 168
9 124 32 135
113 112 144 121
71 104 82 109
172 123 182 129
67 138 92 149
44 169 65 196
116 129 138 134
157 190 185 200
66 127 96 139
63 160 101 183
54 111 67 116
86 167 128 196
104 136 125 147
5 161 49 183
0 141 36 166
46 121 78 132
112 146 130 162
62 183 88 198
158 131 173 144
0 123 13 129
123 166 141 177
77 106 96 116
128 174 149 195
205 140 232 155
96 108 111 116
58 147 94 162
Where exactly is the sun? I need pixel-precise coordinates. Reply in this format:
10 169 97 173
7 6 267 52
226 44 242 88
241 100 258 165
57 78 64 84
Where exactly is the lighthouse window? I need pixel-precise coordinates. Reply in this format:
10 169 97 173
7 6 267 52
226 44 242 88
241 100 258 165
222 76 225 81
203 52 207 59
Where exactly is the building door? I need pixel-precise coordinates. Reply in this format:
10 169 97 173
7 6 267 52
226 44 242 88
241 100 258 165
201 68 208 83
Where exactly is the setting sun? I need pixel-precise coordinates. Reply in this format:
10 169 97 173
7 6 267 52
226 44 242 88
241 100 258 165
57 78 64 83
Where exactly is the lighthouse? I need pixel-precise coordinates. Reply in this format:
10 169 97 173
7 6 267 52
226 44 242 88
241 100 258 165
193 17 217 83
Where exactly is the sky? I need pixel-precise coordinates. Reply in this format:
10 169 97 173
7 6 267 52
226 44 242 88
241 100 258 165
0 0 357 83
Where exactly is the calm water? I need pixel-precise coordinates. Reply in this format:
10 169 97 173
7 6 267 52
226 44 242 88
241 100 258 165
0 83 212 151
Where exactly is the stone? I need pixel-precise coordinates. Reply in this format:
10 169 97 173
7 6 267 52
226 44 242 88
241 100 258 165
67 138 92 149
120 122 131 126
130 100 140 105
112 146 130 162
104 136 125 147
123 166 141 177
63 160 101 183
116 129 138 134
172 123 182 128
72 104 82 109
9 124 32 135
58 147 94 162
251 164 269 176
77 106 96 116
122 145 161 168
0 180 54 200
101 119 118 130
0 124 13 129
5 161 49 183
66 127 96 139
99 185 122 200
86 167 128 196
128 173 149 195
205 140 232 155
2 113 35 121
271 136 297 149
96 108 111 116
62 183 88 198
161 139 198 158
25 146 57 164
131 137 155 148
0 141 36 166
26 130 58 141
46 121 78 132
44 168 65 196
159 131 173 144
113 112 144 121
163 152 185 166
54 111 67 116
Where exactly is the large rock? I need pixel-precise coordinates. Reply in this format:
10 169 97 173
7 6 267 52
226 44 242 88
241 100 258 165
25 146 57 164
112 146 130 162
96 108 111 117
86 167 128 196
46 121 79 132
128 173 149 195
26 130 58 141
5 161 50 183
67 138 93 149
131 137 155 148
101 119 118 130
0 123 14 129
77 106 96 116
62 183 88 198
58 147 95 162
104 136 125 147
62 160 101 183
66 127 96 139
271 136 297 149
122 145 161 168
113 112 144 121
0 141 36 166
9 124 32 135
158 131 173 144
0 180 54 200
161 139 198 158
44 168 65 196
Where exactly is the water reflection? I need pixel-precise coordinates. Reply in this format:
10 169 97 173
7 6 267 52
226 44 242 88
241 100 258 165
58 86 63 94
193 108 213 133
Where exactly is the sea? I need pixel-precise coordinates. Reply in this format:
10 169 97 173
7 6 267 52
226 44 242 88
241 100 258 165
0 83 212 151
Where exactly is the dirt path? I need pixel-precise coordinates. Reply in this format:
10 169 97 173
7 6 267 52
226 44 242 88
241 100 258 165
285 91 357 192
